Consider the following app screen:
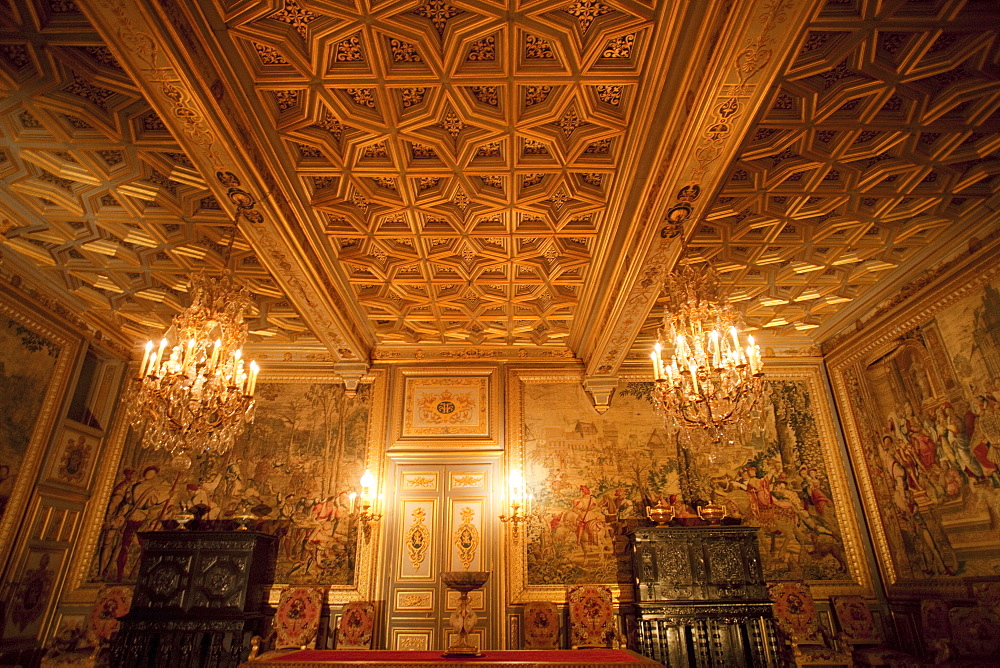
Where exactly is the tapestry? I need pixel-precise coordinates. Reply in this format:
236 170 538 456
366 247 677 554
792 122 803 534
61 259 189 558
831 277 1000 582
0 317 61 525
518 373 854 586
89 380 374 585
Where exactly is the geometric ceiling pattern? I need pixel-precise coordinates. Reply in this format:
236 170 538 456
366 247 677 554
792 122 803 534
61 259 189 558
226 0 653 346
638 0 1000 348
0 0 998 369
0 0 301 344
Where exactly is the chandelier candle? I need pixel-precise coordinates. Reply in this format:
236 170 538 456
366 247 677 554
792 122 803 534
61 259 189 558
650 262 765 443
127 273 260 456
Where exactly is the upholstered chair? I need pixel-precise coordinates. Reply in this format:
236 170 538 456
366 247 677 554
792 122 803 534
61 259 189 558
249 586 325 659
919 599 953 663
968 580 1000 610
41 585 132 668
944 604 1000 665
523 601 560 649
768 582 853 667
566 585 623 649
335 601 376 649
830 596 923 667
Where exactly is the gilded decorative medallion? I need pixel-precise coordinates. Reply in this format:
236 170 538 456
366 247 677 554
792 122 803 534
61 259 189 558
406 507 430 572
453 506 479 570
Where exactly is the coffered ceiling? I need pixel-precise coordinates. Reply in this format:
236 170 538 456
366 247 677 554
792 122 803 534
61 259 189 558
640 0 1000 349
0 0 997 375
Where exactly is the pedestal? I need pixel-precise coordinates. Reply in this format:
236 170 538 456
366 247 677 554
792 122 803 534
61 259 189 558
441 571 490 657
628 526 777 667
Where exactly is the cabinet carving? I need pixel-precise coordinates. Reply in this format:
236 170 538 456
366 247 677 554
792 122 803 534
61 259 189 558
629 526 777 667
111 531 276 668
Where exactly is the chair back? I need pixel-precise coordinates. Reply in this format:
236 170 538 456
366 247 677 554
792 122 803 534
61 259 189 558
273 586 325 650
336 601 376 649
947 605 1000 660
969 581 1000 609
567 585 615 649
919 599 952 643
768 582 825 644
523 601 560 649
86 585 133 646
831 595 883 646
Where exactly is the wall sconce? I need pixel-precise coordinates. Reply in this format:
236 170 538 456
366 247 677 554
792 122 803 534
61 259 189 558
499 468 532 540
349 469 382 539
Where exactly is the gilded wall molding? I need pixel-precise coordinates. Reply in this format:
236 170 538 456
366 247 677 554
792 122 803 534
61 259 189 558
389 366 501 450
0 290 81 574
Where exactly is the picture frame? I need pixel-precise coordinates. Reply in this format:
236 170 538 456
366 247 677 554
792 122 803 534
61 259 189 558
390 367 499 449
825 251 1000 598
0 293 78 571
66 370 387 605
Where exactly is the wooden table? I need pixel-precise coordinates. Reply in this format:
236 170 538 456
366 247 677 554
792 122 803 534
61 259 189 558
241 648 664 667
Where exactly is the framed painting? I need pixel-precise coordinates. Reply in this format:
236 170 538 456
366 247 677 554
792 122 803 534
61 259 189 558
390 367 499 448
0 294 78 569
505 365 870 603
69 370 387 604
44 423 101 491
826 251 1000 597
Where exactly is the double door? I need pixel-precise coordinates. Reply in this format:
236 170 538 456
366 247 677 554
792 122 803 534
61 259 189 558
382 456 500 651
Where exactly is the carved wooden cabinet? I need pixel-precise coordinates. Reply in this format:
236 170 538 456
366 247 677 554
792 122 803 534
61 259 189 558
111 530 277 668
628 526 777 667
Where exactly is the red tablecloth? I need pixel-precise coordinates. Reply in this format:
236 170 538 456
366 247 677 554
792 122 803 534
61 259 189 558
245 648 663 667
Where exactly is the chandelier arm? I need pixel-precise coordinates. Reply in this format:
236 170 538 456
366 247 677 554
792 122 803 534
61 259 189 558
127 271 261 457
650 245 765 442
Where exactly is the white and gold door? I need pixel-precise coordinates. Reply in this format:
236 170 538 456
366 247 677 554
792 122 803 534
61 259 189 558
382 456 500 651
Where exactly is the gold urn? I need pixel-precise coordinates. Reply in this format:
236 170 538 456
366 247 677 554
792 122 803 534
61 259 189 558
697 503 728 524
645 499 675 526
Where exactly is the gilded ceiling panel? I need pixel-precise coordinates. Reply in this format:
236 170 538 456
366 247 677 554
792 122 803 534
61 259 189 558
0 0 308 344
635 0 1000 354
225 0 655 346
2 0 995 364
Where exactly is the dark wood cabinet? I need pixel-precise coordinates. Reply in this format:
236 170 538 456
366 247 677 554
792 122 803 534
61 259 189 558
628 526 777 667
111 530 277 668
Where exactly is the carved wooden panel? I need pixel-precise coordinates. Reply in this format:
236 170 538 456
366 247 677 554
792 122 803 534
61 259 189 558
398 498 437 580
449 471 485 489
402 472 440 491
385 459 498 650
448 499 483 572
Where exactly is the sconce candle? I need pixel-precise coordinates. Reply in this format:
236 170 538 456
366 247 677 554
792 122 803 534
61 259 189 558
499 468 531 539
356 469 382 540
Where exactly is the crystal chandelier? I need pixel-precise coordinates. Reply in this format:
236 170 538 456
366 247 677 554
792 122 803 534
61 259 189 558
127 272 260 456
649 259 764 443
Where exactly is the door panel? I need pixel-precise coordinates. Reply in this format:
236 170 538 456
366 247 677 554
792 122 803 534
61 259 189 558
384 458 498 651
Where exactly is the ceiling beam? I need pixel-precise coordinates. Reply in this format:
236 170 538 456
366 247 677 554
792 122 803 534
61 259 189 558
576 0 818 392
76 0 373 364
